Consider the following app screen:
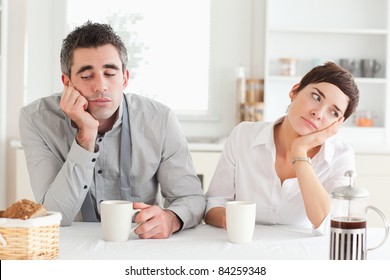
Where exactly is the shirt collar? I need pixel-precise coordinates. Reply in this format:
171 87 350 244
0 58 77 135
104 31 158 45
112 98 124 129
250 116 285 150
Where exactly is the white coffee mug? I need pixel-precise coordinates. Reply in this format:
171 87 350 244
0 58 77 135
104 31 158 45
100 200 141 242
226 201 256 244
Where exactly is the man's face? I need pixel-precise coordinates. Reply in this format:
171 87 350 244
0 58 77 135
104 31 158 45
65 44 129 121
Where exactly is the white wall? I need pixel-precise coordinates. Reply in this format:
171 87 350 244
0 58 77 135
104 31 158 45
0 0 9 209
25 0 66 104
2 0 28 209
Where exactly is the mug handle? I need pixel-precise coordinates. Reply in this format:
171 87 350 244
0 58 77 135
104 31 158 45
366 205 389 251
130 209 142 231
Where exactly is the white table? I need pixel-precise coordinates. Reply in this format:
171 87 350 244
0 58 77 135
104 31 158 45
58 223 390 260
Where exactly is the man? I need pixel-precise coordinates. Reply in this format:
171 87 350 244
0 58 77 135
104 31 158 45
19 21 205 239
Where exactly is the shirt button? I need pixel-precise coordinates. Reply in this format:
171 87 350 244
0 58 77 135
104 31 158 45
98 138 102 142
97 170 103 174
83 185 88 189
92 158 96 162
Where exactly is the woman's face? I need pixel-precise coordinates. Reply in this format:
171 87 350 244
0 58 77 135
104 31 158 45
287 82 349 135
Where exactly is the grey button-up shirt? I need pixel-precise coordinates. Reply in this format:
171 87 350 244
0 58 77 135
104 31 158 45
19 93 205 228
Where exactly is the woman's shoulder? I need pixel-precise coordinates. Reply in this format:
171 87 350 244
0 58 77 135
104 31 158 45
235 120 272 131
228 121 274 145
233 121 273 136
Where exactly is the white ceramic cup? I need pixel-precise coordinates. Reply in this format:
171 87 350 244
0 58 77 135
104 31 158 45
226 201 256 244
100 200 141 242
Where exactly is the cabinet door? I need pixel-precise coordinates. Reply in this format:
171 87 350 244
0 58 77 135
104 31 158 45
264 0 389 145
190 151 221 193
356 154 390 227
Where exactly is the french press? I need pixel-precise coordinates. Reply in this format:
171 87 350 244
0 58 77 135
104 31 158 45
330 170 389 260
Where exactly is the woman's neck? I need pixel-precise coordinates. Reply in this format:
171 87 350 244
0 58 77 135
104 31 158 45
274 117 297 157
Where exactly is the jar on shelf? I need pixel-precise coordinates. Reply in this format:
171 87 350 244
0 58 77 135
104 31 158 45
246 79 264 103
354 110 375 127
243 102 264 122
279 58 298 76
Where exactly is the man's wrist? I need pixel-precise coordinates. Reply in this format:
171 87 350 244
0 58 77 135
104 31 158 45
165 210 183 233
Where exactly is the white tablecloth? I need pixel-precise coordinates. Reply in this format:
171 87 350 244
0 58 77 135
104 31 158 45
58 223 390 260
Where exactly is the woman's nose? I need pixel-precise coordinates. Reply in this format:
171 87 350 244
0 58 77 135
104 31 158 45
311 109 323 120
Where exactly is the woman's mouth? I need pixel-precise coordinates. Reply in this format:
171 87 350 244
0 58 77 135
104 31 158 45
301 117 317 130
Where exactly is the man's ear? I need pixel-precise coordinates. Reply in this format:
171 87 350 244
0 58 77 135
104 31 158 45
62 74 71 86
289 83 300 100
122 69 130 88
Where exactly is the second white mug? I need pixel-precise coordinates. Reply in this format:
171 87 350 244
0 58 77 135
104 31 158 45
226 201 256 244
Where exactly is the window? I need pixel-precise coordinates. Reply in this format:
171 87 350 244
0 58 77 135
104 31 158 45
67 0 210 115
25 0 254 139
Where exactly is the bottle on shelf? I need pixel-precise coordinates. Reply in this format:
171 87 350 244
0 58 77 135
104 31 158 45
235 66 247 124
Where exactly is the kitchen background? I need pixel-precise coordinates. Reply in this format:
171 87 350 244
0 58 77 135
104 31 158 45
1 0 389 226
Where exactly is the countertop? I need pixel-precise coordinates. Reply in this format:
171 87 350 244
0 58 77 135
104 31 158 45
10 139 390 154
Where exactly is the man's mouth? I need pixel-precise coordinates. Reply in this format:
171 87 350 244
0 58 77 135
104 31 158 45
90 97 112 106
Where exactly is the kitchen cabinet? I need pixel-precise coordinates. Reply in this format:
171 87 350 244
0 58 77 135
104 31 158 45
264 0 390 146
355 154 390 228
191 151 221 193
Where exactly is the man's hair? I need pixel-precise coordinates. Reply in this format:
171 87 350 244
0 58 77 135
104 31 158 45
60 21 128 77
293 61 360 120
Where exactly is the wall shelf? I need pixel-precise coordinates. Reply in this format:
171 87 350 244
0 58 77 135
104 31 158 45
264 0 390 146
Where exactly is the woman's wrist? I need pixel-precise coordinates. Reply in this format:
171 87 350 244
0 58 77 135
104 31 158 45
292 157 312 165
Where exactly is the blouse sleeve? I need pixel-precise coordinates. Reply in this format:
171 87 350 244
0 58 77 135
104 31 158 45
205 125 240 214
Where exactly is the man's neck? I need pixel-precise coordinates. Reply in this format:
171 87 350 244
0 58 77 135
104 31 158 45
98 110 118 135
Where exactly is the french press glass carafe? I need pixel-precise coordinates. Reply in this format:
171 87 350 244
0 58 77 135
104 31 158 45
330 170 389 260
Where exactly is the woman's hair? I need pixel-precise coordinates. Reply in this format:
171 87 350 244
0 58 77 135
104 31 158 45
292 61 359 120
60 21 128 77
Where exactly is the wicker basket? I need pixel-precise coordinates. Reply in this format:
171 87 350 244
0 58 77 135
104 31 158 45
0 212 62 260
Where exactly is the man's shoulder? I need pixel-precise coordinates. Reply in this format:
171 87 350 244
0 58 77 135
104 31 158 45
21 93 62 114
126 93 171 115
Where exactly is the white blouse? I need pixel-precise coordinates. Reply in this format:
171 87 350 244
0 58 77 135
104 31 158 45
205 118 356 235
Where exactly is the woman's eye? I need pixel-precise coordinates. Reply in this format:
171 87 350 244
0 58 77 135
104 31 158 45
311 92 321 102
331 109 339 118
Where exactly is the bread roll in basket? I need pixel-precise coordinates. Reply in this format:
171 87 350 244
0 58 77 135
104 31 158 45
0 199 62 260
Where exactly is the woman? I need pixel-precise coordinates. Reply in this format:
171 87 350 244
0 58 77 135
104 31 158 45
205 62 359 235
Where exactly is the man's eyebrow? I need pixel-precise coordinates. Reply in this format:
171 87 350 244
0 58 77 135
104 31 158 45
103 64 120 70
76 65 93 75
313 87 344 114
76 64 120 75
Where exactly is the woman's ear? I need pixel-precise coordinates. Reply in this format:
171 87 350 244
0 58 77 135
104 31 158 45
289 83 300 100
